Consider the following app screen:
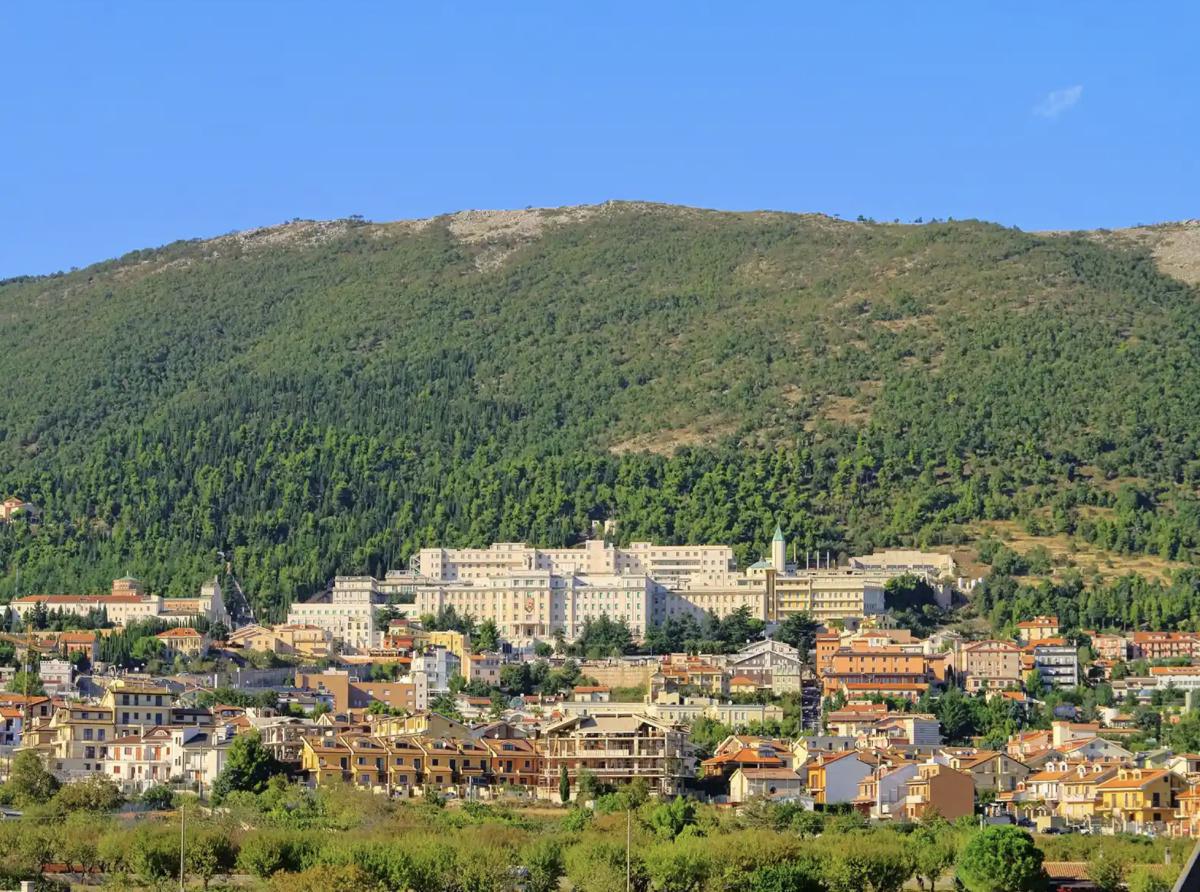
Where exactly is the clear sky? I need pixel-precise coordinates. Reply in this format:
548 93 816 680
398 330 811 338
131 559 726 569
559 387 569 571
2 3 1198 277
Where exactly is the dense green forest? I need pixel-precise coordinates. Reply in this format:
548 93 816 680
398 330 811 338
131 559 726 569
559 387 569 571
1 203 1199 617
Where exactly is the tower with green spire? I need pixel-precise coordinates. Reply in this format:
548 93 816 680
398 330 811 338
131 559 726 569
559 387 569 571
771 524 786 573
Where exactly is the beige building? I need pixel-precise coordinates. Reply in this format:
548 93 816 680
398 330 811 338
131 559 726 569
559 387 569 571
415 571 654 641
12 577 228 627
417 539 736 587
958 640 1022 692
1017 615 1060 644
540 712 690 797
228 623 333 659
411 533 905 642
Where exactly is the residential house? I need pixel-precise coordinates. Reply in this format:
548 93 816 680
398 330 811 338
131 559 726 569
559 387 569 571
730 767 806 804
854 760 920 819
943 750 1030 795
725 639 807 693
1059 762 1119 823
105 726 176 793
904 762 974 821
57 632 99 664
1081 631 1128 662
540 713 690 798
1097 768 1186 832
701 735 793 781
465 653 503 686
228 624 332 659
806 750 876 805
1017 616 1060 644
480 736 542 790
155 627 206 660
570 685 612 703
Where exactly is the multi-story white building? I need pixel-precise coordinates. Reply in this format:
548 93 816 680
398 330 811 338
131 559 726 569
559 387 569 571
413 571 655 641
12 577 228 628
286 576 380 652
416 539 736 588
408 534 942 642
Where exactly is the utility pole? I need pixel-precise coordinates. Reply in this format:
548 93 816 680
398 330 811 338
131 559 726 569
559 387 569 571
179 799 186 891
626 808 631 892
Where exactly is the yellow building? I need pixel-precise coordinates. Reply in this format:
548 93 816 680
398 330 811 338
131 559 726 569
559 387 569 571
229 623 332 659
1058 763 1117 822
427 630 470 665
1097 768 1185 831
155 627 206 659
43 704 116 775
100 678 173 730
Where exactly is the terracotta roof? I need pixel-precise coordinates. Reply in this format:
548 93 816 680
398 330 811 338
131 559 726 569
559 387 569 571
1097 770 1168 790
156 627 201 639
15 594 145 604
1043 863 1090 880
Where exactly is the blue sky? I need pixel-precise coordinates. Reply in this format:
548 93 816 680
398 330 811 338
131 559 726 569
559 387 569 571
2 3 1198 277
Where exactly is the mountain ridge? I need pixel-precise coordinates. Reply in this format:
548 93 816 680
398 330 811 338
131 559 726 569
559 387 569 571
0 202 1198 614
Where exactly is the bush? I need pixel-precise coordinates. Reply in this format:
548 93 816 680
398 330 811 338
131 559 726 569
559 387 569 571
269 864 384 892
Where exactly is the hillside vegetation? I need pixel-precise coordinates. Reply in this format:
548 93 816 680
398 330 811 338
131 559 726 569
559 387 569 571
1 202 1199 617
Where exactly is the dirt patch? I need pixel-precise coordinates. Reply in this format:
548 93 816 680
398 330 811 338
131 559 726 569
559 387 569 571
967 520 1185 584
609 419 738 456
1056 221 1200 286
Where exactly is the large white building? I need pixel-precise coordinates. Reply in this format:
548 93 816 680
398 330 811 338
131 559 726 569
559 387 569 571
406 533 947 642
12 577 229 628
285 576 380 653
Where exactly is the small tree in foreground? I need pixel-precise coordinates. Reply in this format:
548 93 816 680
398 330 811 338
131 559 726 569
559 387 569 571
956 826 1046 892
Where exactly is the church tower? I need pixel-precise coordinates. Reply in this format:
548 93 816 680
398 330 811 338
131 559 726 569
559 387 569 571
771 524 786 573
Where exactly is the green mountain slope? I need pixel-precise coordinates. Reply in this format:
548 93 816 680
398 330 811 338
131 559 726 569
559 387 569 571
1 202 1198 616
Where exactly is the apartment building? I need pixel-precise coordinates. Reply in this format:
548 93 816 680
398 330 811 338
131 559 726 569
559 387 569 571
958 640 1023 692
1081 631 1129 662
294 670 426 714
1031 640 1080 688
820 642 938 698
540 712 690 798
1131 631 1200 661
286 576 380 652
101 679 173 731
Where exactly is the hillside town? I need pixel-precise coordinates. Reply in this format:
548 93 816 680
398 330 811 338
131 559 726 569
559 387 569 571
0 532 1199 840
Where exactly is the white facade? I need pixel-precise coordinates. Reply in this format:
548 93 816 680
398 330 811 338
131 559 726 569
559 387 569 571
285 576 380 652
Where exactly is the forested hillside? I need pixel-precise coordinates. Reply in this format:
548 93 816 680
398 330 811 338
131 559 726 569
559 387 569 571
1 202 1199 618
